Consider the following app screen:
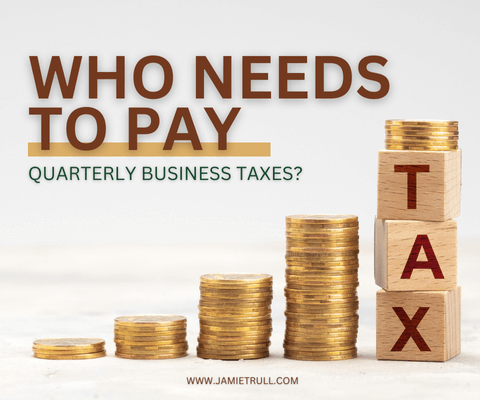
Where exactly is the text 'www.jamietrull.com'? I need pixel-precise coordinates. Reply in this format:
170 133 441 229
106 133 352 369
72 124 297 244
186 377 298 385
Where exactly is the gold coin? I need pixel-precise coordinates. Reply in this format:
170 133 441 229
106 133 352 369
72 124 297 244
115 346 188 355
286 245 359 253
286 274 358 282
285 252 358 260
283 342 356 351
114 338 187 346
196 347 269 356
115 342 188 350
286 269 358 277
200 287 272 294
197 342 270 350
286 304 359 314
198 334 271 343
284 348 356 356
200 292 273 299
286 215 358 224
115 333 186 341
33 350 107 360
198 331 272 340
33 338 105 352
284 353 356 361
200 281 272 288
199 319 272 327
198 300 272 307
285 287 357 296
285 311 358 319
199 324 272 333
385 133 458 140
198 310 271 318
286 320 358 329
285 284 358 292
115 352 187 360
385 144 458 151
385 124 458 134
115 315 186 327
200 274 272 285
114 329 185 337
113 324 186 333
385 138 458 145
284 336 357 344
197 351 269 360
286 257 359 265
385 119 457 126
32 348 105 355
198 314 271 322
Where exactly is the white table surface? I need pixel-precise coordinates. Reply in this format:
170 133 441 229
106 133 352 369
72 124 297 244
1 242 478 399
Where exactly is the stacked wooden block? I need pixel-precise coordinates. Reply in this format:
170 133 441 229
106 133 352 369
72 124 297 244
375 120 461 362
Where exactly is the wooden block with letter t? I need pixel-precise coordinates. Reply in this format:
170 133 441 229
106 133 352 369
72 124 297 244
377 150 461 221
376 287 461 362
375 218 457 291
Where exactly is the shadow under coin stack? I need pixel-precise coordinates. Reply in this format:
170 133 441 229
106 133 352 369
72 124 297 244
284 215 359 361
32 338 106 360
114 315 188 359
197 274 273 360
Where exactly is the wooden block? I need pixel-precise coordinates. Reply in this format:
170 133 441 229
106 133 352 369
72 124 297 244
375 218 457 291
377 150 461 221
376 287 461 362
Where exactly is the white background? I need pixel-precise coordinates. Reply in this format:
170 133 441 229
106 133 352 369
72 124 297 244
1 2 479 400
1 0 479 246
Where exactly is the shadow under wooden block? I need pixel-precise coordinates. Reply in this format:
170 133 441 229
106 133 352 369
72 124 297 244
375 218 457 291
376 287 461 362
377 150 461 221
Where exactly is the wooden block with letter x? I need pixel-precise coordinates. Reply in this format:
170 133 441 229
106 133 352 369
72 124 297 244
377 150 461 221
375 218 457 291
376 287 461 361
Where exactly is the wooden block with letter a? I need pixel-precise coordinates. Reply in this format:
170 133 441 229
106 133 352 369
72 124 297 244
377 150 461 221
376 287 461 361
375 218 457 291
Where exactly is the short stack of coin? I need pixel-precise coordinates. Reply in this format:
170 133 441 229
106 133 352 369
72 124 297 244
197 274 273 360
385 120 459 151
284 215 359 361
33 338 106 360
114 315 188 359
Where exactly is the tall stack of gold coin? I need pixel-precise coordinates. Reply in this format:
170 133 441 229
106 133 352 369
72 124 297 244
385 120 459 151
197 274 273 360
284 215 359 361
32 338 106 360
114 315 188 359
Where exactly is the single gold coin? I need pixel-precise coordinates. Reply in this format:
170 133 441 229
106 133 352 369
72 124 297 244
115 352 187 360
286 274 358 283
385 138 458 145
114 338 187 346
113 324 186 333
115 315 186 327
115 346 188 355
285 311 358 319
114 329 186 337
198 311 271 318
385 133 458 140
200 274 272 285
200 287 272 294
197 342 270 350
33 338 105 352
115 333 186 341
284 352 356 361
385 144 458 151
199 314 271 322
199 319 272 328
197 351 269 360
385 123 458 131
284 347 356 356
200 292 273 300
198 300 272 307
115 341 187 350
196 347 269 356
198 334 271 342
198 331 272 340
385 119 457 126
199 324 272 333
286 215 358 224
33 350 106 360
284 336 357 345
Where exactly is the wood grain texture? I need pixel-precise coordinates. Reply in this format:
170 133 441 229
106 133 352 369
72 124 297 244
376 287 461 361
374 218 457 291
377 150 461 221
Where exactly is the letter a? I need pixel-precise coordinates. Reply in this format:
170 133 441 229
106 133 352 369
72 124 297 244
401 234 444 279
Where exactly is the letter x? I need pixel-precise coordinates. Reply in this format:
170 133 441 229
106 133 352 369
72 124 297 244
391 307 431 352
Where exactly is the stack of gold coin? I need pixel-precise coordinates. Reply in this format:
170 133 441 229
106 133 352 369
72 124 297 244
33 338 106 360
114 315 188 359
197 273 273 360
284 215 359 361
385 120 459 151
